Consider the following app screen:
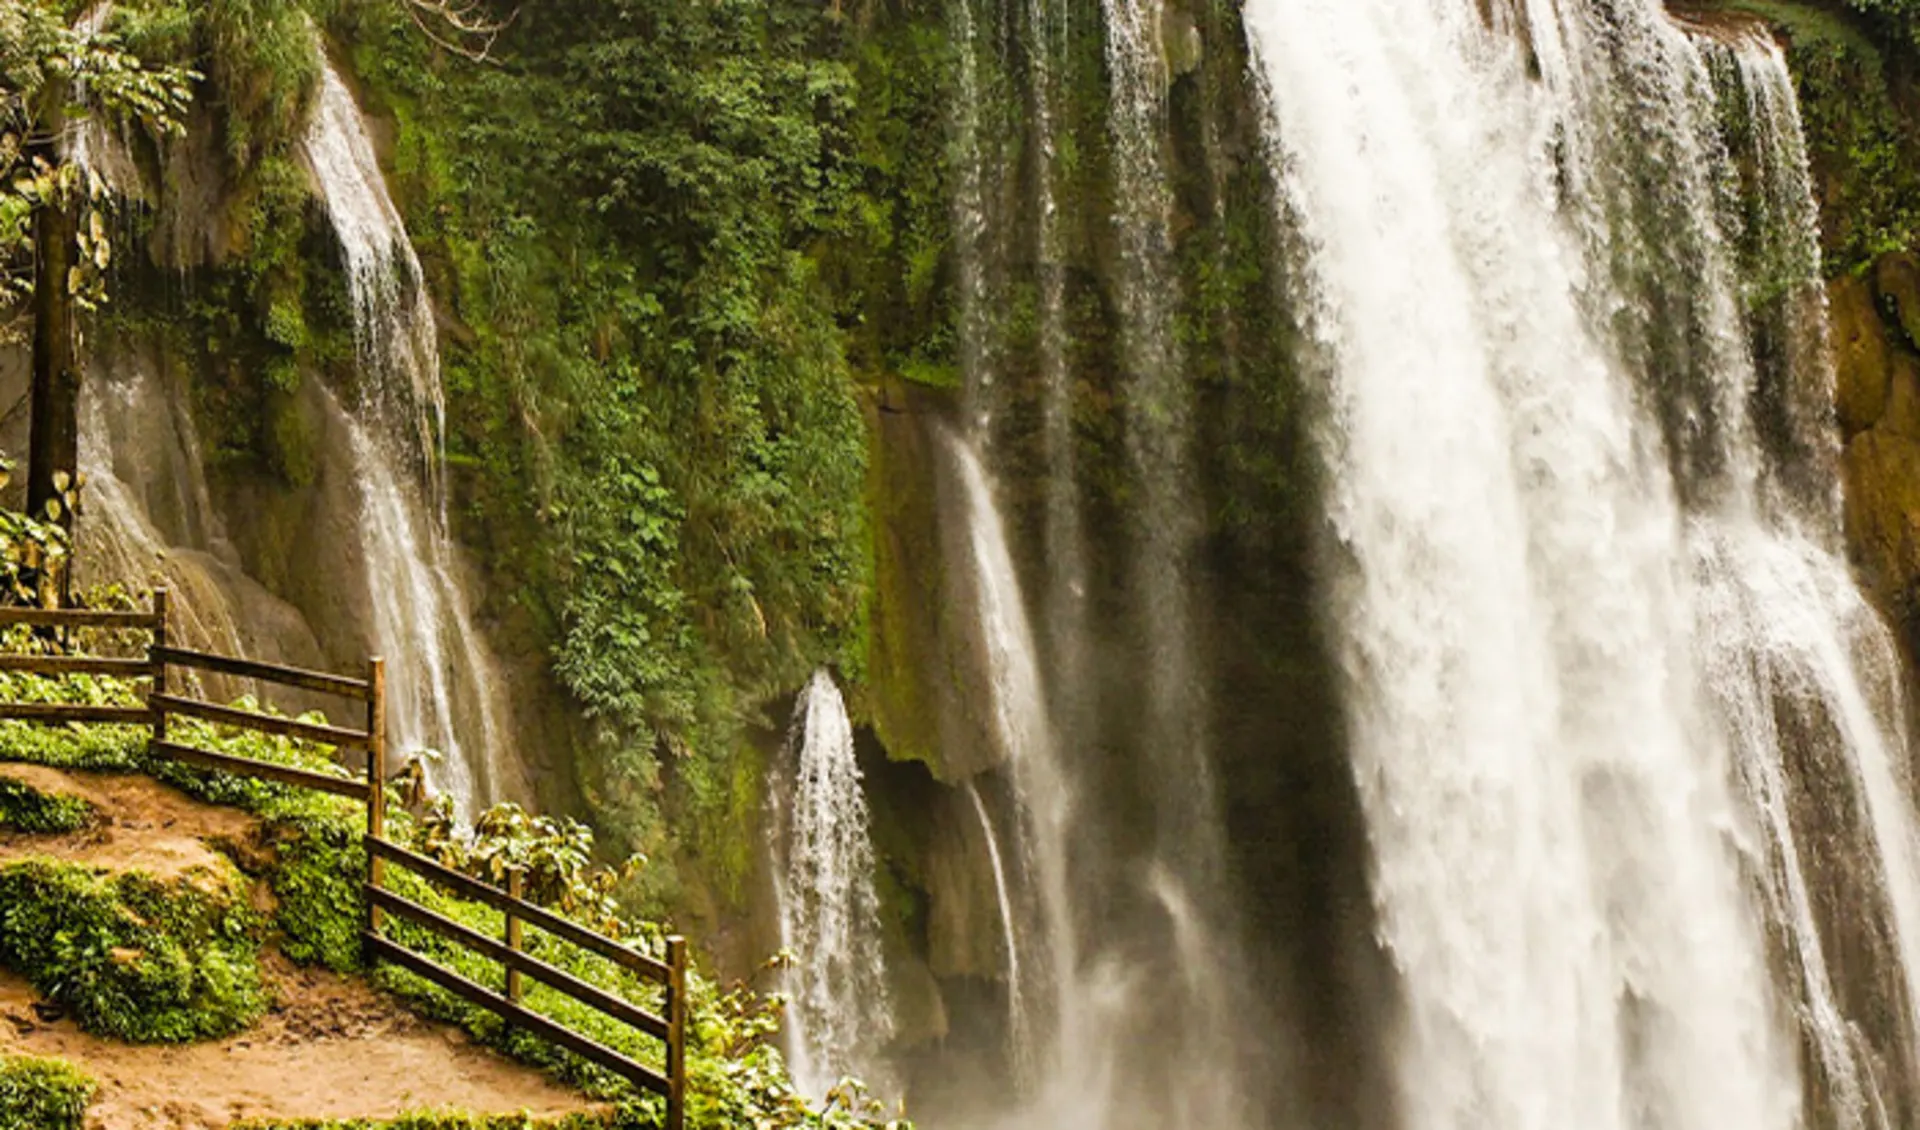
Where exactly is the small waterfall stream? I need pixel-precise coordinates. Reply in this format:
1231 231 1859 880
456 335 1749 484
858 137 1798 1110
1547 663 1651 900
964 779 1029 1078
301 58 511 813
772 670 896 1102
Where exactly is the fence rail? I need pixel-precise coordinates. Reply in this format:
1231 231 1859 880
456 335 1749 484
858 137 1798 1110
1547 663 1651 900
0 587 690 1128
365 836 687 1104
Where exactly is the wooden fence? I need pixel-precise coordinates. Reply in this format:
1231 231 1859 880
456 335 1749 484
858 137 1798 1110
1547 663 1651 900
0 590 688 1129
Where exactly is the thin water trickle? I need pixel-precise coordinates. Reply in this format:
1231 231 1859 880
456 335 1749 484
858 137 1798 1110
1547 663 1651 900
965 779 1030 1082
772 670 896 1102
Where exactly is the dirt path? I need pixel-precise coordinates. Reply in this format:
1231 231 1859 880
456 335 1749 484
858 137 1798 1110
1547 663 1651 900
0 764 253 881
0 768 600 1128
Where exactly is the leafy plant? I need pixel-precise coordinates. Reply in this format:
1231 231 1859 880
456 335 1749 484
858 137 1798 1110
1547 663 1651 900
411 796 640 934
0 775 94 833
0 1056 95 1130
0 0 195 337
0 857 266 1043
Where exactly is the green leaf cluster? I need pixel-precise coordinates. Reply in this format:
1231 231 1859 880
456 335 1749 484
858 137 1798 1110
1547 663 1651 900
0 0 194 333
0 1056 95 1130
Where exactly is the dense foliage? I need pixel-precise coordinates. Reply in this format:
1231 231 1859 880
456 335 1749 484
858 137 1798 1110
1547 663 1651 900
0 1056 94 1130
0 0 193 338
314 0 951 892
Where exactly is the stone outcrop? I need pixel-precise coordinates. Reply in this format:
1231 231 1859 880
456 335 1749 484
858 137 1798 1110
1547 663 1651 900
1836 258 1920 652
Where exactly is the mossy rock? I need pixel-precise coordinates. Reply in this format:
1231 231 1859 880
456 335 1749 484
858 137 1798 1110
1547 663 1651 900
1843 427 1920 607
864 377 1008 782
1834 273 1894 435
1876 253 1920 349
0 857 266 1043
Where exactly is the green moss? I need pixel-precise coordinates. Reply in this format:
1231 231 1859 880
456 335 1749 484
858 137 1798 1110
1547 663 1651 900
0 672 370 973
0 672 147 772
0 1056 95 1130
0 857 266 1043
0 776 95 833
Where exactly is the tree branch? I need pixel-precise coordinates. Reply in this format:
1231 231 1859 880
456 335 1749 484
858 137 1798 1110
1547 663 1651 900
405 0 520 63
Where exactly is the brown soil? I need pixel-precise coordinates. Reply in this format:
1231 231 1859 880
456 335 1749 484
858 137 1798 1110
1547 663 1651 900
0 961 596 1128
0 767 600 1128
0 765 253 882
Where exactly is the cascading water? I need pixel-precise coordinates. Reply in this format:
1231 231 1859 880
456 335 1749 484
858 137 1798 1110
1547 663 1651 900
943 431 1067 1088
1026 0 1089 750
301 58 511 813
933 0 1260 1120
1244 3 1920 1129
964 779 1029 1078
772 670 896 1102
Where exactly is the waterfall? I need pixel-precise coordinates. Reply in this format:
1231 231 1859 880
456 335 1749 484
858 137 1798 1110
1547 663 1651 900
964 779 1030 1078
950 0 999 434
1098 0 1215 870
772 670 896 1102
1027 0 1089 746
1244 2 1920 1128
944 431 1069 1060
301 58 511 813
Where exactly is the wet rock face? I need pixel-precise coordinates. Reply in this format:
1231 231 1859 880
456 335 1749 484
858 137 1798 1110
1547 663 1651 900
1835 262 1920 654
864 377 1010 784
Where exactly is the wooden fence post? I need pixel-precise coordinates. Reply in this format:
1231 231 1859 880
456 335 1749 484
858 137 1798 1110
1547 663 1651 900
505 867 525 1003
366 657 387 937
667 935 687 1130
147 589 168 749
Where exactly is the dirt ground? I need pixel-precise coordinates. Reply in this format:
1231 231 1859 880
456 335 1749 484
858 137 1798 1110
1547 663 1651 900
0 767 600 1128
0 763 254 881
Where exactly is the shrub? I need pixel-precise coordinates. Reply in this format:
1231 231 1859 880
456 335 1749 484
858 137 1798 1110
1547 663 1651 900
0 858 266 1042
0 1056 95 1130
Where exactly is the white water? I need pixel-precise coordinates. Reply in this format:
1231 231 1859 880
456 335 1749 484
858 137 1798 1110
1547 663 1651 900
304 62 445 491
773 670 896 1102
946 431 1071 1057
302 58 511 813
965 779 1030 1080
1028 0 1089 741
950 0 998 436
1246 1 1920 1127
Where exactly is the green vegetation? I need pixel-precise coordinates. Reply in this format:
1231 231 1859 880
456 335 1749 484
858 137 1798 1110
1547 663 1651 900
310 0 957 897
1787 35 1920 272
0 775 93 832
0 665 903 1127
0 857 265 1042
0 1056 95 1130
1723 0 1920 273
0 0 194 336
